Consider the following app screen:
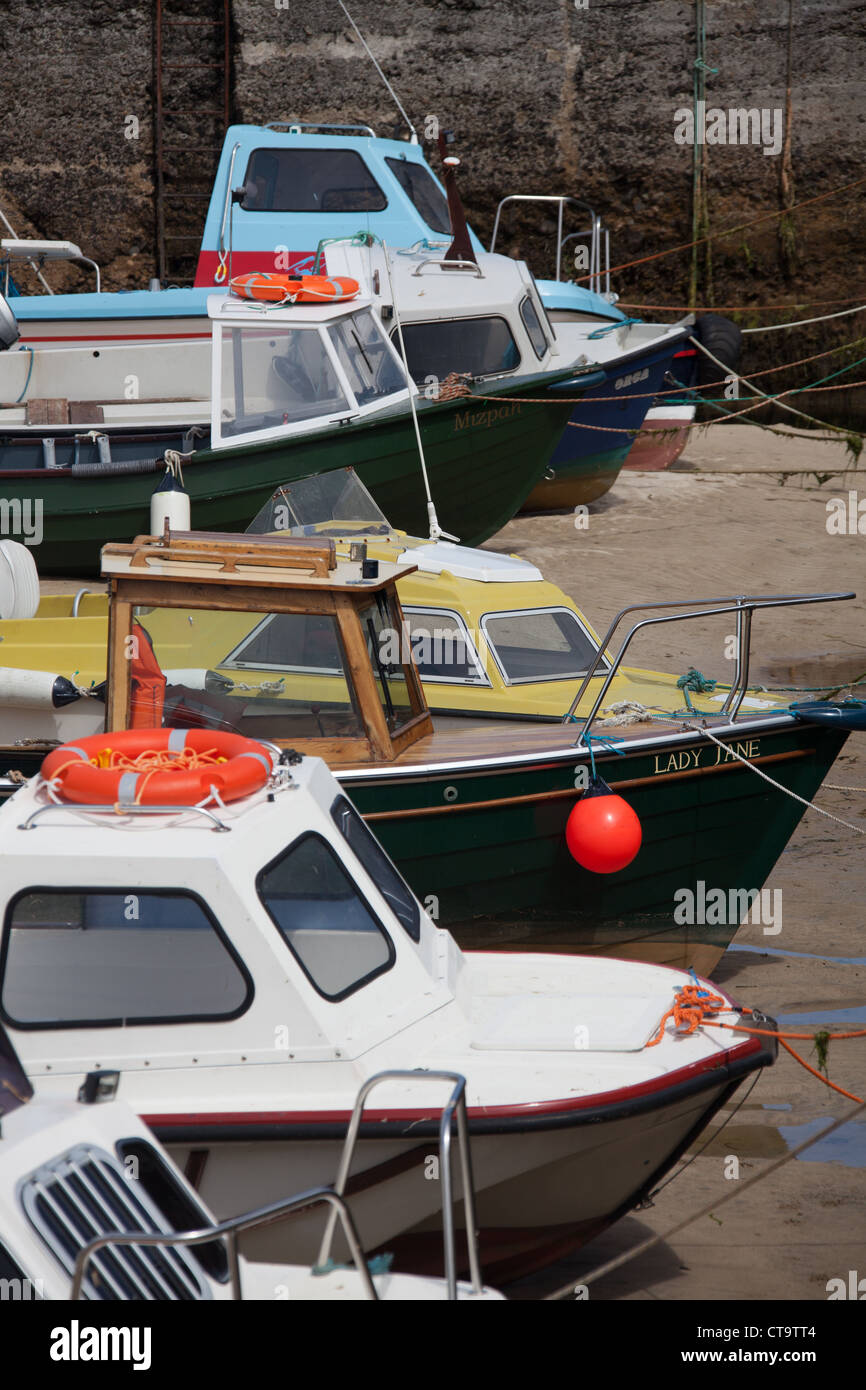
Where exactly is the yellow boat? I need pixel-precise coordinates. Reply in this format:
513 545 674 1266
0 532 786 728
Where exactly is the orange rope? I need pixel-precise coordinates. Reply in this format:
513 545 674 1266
102 747 227 804
777 1038 863 1104
646 985 729 1045
104 748 226 772
648 987 865 1102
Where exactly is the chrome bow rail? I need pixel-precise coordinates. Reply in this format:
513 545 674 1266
266 121 377 137
71 1185 377 1302
70 1070 485 1302
316 1069 484 1300
564 591 856 741
17 803 231 832
489 194 608 292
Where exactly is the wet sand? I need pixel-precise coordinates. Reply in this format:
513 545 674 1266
495 423 866 1300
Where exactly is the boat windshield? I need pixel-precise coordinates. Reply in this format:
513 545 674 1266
384 156 451 234
390 315 520 384
246 468 392 537
0 1021 32 1118
219 324 351 437
359 591 415 731
240 148 387 213
481 607 607 684
326 309 407 405
132 607 365 741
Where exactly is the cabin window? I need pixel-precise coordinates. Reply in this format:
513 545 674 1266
390 316 520 384
384 157 451 234
257 832 394 1000
219 325 351 439
330 795 420 941
326 310 407 406
240 148 387 213
520 296 549 360
481 607 607 685
358 592 415 730
0 890 251 1029
133 608 365 742
401 607 489 684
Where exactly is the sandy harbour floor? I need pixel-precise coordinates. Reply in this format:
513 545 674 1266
497 424 865 1300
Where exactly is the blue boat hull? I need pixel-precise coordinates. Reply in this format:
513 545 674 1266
522 330 688 509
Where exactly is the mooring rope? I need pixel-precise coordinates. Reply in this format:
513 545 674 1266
683 723 866 835
573 173 866 284
741 303 866 333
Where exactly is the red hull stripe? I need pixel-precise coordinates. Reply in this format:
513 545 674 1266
195 249 318 287
19 332 211 344
144 1035 765 1130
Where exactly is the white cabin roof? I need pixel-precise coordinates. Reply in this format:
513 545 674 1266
396 539 543 583
207 291 376 326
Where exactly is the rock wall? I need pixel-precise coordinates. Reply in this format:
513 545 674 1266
0 1 863 391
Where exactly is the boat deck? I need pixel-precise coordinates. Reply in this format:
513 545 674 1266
342 708 775 772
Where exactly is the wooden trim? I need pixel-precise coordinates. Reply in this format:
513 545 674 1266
112 578 340 615
106 593 132 731
270 734 379 763
390 710 434 753
362 747 816 822
334 593 393 762
115 532 336 576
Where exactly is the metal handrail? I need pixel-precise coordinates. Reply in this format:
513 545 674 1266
489 195 604 288
71 588 91 617
563 591 856 741
266 121 377 137
70 1185 377 1302
17 802 231 832
409 258 485 278
316 1069 484 1300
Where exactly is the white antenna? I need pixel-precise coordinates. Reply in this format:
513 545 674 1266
380 241 458 543
337 1 419 144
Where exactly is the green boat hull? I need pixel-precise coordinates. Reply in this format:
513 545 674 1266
3 377 584 575
342 720 848 972
521 442 629 510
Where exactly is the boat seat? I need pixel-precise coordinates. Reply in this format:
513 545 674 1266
25 398 70 426
21 399 105 426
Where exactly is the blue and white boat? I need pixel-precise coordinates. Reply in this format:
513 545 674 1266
6 123 690 506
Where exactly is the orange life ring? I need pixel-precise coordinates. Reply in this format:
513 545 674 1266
229 272 360 304
41 728 272 807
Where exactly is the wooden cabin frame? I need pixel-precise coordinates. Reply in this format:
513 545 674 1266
103 530 433 765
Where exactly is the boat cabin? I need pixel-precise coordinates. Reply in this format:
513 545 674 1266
103 529 433 765
0 286 414 450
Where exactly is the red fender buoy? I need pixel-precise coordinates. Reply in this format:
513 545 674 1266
566 779 642 874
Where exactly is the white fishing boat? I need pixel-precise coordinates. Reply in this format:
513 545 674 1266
0 740 777 1280
0 1024 499 1300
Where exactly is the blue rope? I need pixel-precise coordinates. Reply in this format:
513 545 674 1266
587 317 643 339
580 729 629 777
14 345 33 403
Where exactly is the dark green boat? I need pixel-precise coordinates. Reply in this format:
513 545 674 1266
0 287 603 575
